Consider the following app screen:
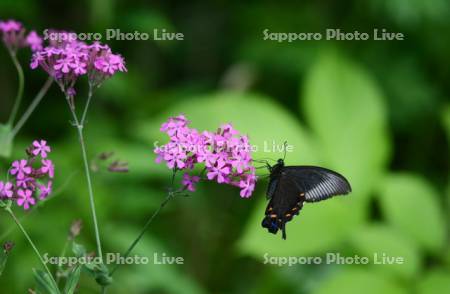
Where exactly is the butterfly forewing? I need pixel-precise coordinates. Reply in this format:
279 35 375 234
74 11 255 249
283 166 351 202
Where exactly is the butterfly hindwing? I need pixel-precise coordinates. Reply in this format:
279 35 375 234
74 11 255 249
262 175 305 240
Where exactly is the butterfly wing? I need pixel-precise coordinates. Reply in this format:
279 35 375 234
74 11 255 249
262 166 351 240
283 166 351 202
266 177 278 200
262 175 305 240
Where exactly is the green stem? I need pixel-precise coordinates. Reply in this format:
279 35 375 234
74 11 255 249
80 84 93 126
7 51 25 126
6 207 59 290
55 239 69 285
110 194 173 276
11 77 53 138
65 95 103 263
77 125 103 262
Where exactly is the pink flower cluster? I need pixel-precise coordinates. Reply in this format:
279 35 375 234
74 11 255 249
30 31 127 94
0 19 43 52
155 115 257 198
0 140 55 210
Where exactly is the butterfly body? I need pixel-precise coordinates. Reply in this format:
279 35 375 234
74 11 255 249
262 159 351 240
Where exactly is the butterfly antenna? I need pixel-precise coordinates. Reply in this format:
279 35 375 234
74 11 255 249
254 158 277 163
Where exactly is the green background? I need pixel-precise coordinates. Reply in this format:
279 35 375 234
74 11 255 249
1 0 449 293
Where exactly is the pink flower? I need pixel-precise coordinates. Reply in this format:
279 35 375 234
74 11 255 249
160 115 189 136
182 174 200 192
54 57 72 74
239 174 257 198
2 139 55 210
0 181 13 198
94 54 127 75
70 59 87 75
26 31 42 51
32 140 51 158
0 20 22 32
155 115 257 197
17 189 35 210
0 19 24 51
89 41 109 52
30 35 126 93
16 177 34 189
207 159 231 183
163 147 187 169
0 20 43 53
10 160 32 179
109 54 127 72
30 52 45 69
41 159 55 178
38 181 52 200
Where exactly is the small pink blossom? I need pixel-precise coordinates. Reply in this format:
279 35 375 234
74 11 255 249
32 140 51 158
182 174 200 192
207 159 231 183
10 160 32 179
0 20 22 32
54 57 72 74
38 181 52 200
40 159 55 178
239 174 257 198
17 189 35 210
16 177 34 189
0 181 13 198
163 147 187 169
26 31 42 51
70 59 87 75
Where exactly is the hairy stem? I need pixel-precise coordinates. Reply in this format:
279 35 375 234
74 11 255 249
6 207 59 290
11 77 53 138
65 95 103 263
7 51 25 126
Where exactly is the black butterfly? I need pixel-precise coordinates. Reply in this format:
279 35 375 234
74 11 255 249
261 159 351 240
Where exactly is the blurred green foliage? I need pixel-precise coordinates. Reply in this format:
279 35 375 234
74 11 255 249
0 0 449 293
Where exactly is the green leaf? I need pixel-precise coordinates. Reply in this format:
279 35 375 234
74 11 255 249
379 173 446 254
313 267 408 294
350 224 421 279
417 268 450 294
33 269 59 294
63 265 81 294
239 190 358 257
0 124 13 158
302 50 390 206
